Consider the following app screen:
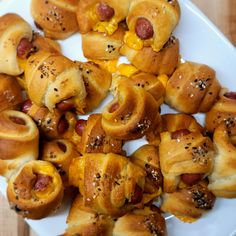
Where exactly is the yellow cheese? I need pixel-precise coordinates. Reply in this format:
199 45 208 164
157 74 169 88
93 18 118 35
17 57 27 71
124 31 144 50
117 63 139 77
91 59 118 74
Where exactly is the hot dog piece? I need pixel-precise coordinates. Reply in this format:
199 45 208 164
171 129 191 139
22 99 33 114
34 174 52 191
97 3 115 22
181 173 203 185
57 116 69 134
56 99 75 112
75 119 87 136
224 91 236 99
17 38 33 58
135 17 154 40
109 102 119 113
9 116 26 125
130 184 143 204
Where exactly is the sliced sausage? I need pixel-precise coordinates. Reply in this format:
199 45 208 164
97 3 115 21
135 17 154 40
57 116 69 134
130 184 143 204
224 91 236 100
181 173 203 185
56 99 75 112
9 116 26 125
34 174 52 191
171 129 191 139
109 102 119 113
75 119 87 136
22 99 33 114
17 38 33 58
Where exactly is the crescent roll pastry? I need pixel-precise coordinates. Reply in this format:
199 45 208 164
77 0 131 35
82 23 126 60
125 0 180 52
31 0 79 39
102 79 159 140
159 129 215 193
76 61 112 113
205 90 236 144
208 123 236 198
65 195 114 236
165 61 221 114
0 74 23 112
130 145 163 196
42 139 79 186
77 114 124 154
0 110 39 179
25 51 87 113
69 153 146 217
161 181 216 223
7 160 64 219
0 13 32 75
113 206 167 236
120 36 179 75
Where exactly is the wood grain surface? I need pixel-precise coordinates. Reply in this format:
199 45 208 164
0 1 235 236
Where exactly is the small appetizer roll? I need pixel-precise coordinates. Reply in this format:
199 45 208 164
22 100 76 140
31 0 79 39
77 0 131 35
125 0 180 52
113 206 167 236
64 195 114 236
76 61 112 113
7 160 64 219
0 74 23 112
42 139 79 186
120 36 179 75
102 79 159 140
75 114 124 154
130 145 163 196
161 181 216 223
0 110 39 179
205 89 236 144
165 61 221 114
208 123 236 198
82 23 126 60
0 13 33 75
25 51 87 113
69 153 146 217
159 129 215 193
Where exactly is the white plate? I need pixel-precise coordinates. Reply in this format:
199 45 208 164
0 0 236 235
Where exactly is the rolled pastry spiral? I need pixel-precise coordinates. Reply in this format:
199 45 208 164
0 13 32 75
69 153 146 217
25 51 87 113
125 0 180 52
31 0 79 39
42 139 79 186
0 110 39 179
0 74 23 112
64 194 114 236
120 36 180 75
7 160 64 219
165 61 221 114
102 79 159 140
208 123 236 198
205 89 236 144
77 114 124 155
159 129 215 193
77 0 132 35
161 181 216 223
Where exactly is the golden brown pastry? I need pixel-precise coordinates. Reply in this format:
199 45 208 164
208 123 236 198
205 89 236 144
64 194 114 236
7 160 64 219
0 13 32 75
25 51 87 113
165 61 221 114
82 23 126 60
0 110 39 179
77 0 131 35
130 145 163 196
102 79 159 140
31 0 79 39
76 61 112 113
22 100 76 140
0 74 23 112
113 206 167 236
161 181 216 222
69 153 146 217
120 36 179 75
125 0 180 52
42 139 79 186
76 114 124 154
159 129 215 193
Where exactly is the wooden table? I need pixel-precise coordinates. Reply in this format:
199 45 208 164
0 1 235 236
